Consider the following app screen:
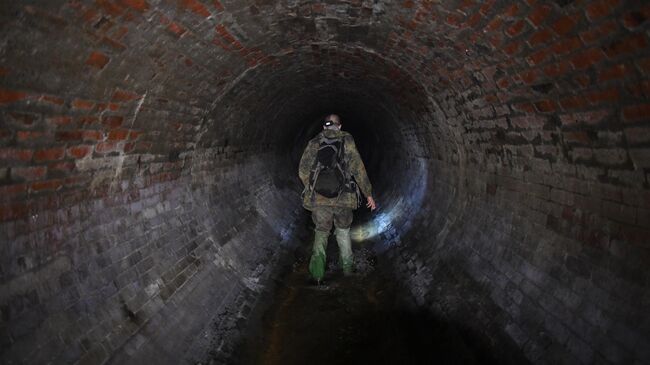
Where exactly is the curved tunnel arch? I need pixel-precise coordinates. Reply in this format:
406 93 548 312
0 1 648 364
194 42 449 237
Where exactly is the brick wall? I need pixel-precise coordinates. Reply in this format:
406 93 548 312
1 144 305 363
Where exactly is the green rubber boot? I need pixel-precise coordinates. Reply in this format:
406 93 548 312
335 228 353 276
309 230 329 282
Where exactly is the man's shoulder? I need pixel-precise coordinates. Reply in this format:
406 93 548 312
340 131 355 144
308 131 353 143
307 136 321 146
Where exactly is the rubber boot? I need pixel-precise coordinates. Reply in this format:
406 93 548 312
335 228 353 276
309 230 329 283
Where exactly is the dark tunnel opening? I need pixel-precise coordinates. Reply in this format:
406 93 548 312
1 1 649 365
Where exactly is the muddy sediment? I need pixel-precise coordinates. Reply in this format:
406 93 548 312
231 240 523 365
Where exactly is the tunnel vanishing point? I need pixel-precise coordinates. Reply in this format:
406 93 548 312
0 0 649 364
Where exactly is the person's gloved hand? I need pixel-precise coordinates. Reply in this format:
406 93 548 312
366 196 377 211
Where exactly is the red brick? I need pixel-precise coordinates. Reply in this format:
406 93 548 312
30 179 63 192
553 37 582 55
559 95 588 110
312 3 325 15
528 28 554 46
512 102 536 113
80 7 100 23
570 48 605 69
34 148 65 162
484 94 499 104
527 49 549 66
0 88 28 104
124 142 136 153
527 4 552 27
67 145 92 159
485 17 503 32
586 87 619 104
0 148 33 162
113 89 143 103
82 130 103 141
466 13 483 28
0 203 29 222
622 104 650 122
502 41 521 55
11 166 47 181
85 51 110 69
96 0 125 16
77 116 99 126
213 0 224 12
96 102 120 111
0 66 9 76
179 0 210 17
167 21 186 37
544 61 571 77
563 131 591 144
95 142 120 153
108 129 130 140
446 14 463 28
506 20 526 37
598 64 629 82
604 33 648 58
16 131 44 141
101 115 124 128
585 0 621 21
479 0 495 16
72 99 95 110
552 15 577 35
0 184 27 200
118 0 150 12
55 130 83 142
519 69 539 84
535 99 556 113
503 4 519 17
128 130 141 140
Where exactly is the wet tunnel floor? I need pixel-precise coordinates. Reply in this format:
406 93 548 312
230 239 506 365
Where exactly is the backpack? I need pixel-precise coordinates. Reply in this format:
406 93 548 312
309 135 347 198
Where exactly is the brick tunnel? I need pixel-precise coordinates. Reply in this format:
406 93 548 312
1 0 649 364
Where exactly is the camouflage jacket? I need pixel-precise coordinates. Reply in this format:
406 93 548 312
299 129 373 210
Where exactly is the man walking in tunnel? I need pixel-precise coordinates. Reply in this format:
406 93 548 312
299 114 376 285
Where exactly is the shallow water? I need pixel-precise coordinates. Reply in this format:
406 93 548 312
229 239 522 365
